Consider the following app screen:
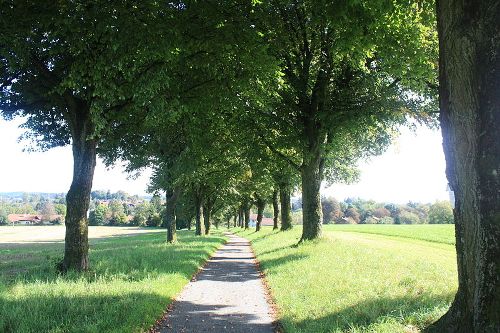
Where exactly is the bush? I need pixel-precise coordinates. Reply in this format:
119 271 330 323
363 217 378 224
322 197 341 224
398 211 421 224
0 210 8 225
109 213 127 226
335 217 357 224
429 201 454 224
131 214 147 226
146 214 162 227
378 216 395 224
344 207 360 224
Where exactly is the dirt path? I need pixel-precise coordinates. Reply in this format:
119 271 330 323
156 233 275 333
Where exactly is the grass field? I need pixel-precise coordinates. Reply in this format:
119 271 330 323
236 224 457 333
0 228 226 333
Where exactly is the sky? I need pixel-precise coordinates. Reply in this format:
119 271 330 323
0 118 450 203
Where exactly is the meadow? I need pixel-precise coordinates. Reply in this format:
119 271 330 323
236 224 457 333
0 228 226 333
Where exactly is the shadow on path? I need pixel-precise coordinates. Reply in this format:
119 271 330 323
157 233 274 333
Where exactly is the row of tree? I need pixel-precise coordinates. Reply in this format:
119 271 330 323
1 0 498 330
321 197 454 225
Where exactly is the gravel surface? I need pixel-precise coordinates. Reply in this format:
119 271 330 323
157 233 275 333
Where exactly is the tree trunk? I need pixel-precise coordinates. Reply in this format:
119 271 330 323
195 195 204 236
256 196 265 232
238 207 244 228
427 1 500 332
203 200 213 235
233 214 237 228
279 183 293 231
165 188 178 243
272 189 280 230
300 153 324 241
244 206 250 229
62 112 97 272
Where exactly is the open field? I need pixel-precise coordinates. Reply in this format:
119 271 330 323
0 229 226 333
236 225 457 333
0 225 166 245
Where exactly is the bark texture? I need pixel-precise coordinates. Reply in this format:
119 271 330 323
279 183 293 231
62 106 96 272
203 200 213 235
195 195 204 236
428 1 500 331
238 208 243 228
256 196 265 232
272 189 280 230
165 189 178 243
300 154 324 241
244 206 250 229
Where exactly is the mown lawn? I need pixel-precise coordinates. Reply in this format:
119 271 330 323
0 229 226 333
236 224 457 333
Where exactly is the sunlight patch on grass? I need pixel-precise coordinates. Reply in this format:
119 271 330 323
236 225 457 333
0 229 226 333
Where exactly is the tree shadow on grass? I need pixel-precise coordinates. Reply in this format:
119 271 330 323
282 293 453 333
0 291 169 333
258 253 310 271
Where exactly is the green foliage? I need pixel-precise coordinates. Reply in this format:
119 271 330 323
88 205 108 226
0 229 226 333
344 207 361 224
398 211 423 225
0 210 7 225
321 196 342 224
428 201 454 224
379 216 395 225
236 224 456 332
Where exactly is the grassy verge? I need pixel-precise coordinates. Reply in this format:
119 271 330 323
0 229 226 333
324 224 455 245
236 225 457 333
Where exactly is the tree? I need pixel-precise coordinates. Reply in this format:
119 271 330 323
428 1 500 331
0 209 7 225
0 2 177 271
344 207 360 224
40 201 55 222
251 0 438 241
322 196 341 224
428 201 453 224
88 204 108 226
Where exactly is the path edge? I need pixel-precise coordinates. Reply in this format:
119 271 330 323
244 233 285 333
147 234 230 333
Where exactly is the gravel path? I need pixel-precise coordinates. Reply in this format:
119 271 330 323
157 233 275 333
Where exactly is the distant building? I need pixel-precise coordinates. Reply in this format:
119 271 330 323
248 214 274 227
7 214 64 225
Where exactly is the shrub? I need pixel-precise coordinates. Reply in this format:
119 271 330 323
429 201 454 224
335 217 357 224
344 207 360 224
0 211 8 225
363 217 378 224
146 214 162 227
372 207 391 219
398 211 421 224
378 216 395 224
131 214 147 226
322 197 341 224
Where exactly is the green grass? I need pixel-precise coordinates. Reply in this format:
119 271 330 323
236 225 457 333
324 224 455 245
0 230 226 333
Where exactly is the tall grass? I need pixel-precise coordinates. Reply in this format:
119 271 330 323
0 230 226 333
237 225 457 332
